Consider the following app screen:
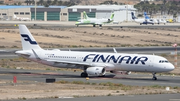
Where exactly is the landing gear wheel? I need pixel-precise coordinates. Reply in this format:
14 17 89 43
152 77 157 80
152 72 157 80
99 25 102 27
93 25 96 27
81 72 88 77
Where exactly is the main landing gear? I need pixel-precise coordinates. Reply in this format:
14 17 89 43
81 72 88 77
152 72 157 80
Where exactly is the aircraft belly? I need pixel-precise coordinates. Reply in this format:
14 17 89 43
116 64 148 72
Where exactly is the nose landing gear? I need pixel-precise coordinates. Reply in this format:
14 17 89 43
152 72 157 80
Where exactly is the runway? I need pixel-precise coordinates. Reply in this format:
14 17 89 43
0 68 179 87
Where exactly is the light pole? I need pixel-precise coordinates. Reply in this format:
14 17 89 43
35 0 36 21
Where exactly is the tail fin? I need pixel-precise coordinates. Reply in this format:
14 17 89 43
110 13 114 20
14 14 17 19
19 25 42 50
83 11 89 19
131 12 136 20
144 12 150 19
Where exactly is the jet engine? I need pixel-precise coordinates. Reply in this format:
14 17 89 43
108 19 110 22
86 67 106 76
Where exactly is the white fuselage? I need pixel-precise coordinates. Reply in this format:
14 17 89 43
16 49 174 73
134 18 154 24
76 18 111 25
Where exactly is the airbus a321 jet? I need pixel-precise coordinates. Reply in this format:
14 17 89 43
131 12 154 25
16 25 174 80
75 11 114 27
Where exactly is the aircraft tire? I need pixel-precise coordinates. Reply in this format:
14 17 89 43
152 77 157 80
81 72 88 77
93 25 96 27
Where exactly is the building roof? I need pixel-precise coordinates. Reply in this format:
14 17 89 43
68 5 136 11
0 5 67 9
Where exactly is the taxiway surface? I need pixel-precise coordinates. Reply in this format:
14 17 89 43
0 68 179 87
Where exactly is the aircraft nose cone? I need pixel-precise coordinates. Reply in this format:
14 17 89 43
167 63 175 71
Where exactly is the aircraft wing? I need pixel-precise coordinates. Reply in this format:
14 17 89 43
46 60 93 66
46 60 112 68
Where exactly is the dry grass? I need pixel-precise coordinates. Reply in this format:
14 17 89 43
0 27 180 48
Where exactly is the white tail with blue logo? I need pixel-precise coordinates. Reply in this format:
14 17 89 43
19 25 42 50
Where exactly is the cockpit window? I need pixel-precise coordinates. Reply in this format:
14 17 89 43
159 60 169 63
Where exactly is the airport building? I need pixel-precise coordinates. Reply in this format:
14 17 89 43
0 5 136 22
66 5 136 22
0 5 66 21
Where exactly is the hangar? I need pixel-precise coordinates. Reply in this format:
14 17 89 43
0 5 66 21
66 5 136 22
0 5 136 22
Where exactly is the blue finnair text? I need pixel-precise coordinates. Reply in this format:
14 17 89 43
83 54 148 65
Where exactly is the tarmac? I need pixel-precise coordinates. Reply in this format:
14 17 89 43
0 67 180 101
0 68 179 87
8 94 180 101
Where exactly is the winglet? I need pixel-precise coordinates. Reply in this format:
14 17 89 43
113 48 117 53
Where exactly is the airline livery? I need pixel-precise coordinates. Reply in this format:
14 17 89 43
75 11 114 27
15 25 174 80
144 12 166 25
131 12 154 25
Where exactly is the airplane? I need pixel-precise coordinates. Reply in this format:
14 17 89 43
144 12 166 25
75 11 114 27
14 14 31 21
131 12 154 25
15 25 175 80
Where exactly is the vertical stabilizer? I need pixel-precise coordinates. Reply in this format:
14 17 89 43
19 25 42 50
14 14 17 19
131 12 137 20
83 11 89 19
144 12 150 19
110 13 114 20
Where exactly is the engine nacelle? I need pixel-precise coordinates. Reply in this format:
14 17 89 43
108 19 110 22
86 67 106 76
